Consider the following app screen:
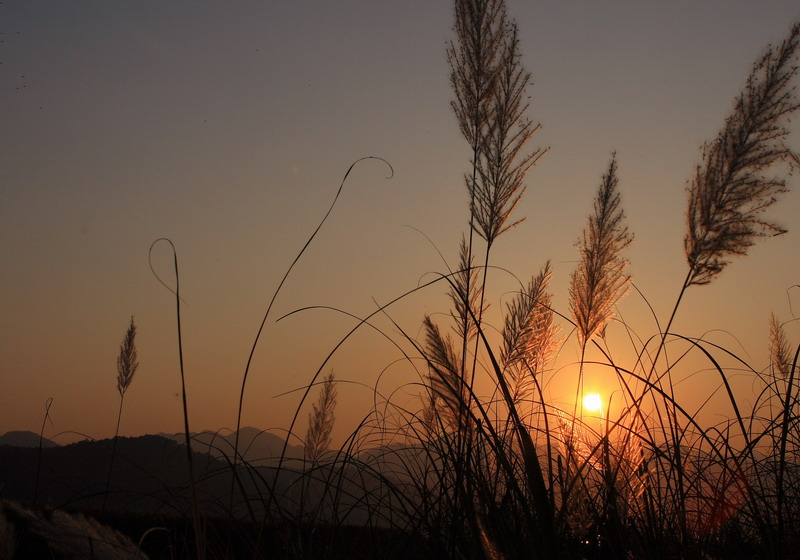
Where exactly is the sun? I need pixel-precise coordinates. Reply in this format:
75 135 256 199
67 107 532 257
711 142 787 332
583 392 603 414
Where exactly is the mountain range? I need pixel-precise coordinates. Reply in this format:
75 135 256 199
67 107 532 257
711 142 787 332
0 428 402 524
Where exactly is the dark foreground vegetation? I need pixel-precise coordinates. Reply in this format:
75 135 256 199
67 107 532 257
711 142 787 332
3 1 800 558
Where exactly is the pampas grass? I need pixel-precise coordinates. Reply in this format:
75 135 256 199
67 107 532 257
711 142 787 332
305 370 338 465
685 22 800 288
470 20 545 247
117 317 139 398
72 5 799 559
422 316 467 431
33 397 54 509
501 261 558 407
769 312 793 378
569 154 633 348
104 317 139 513
448 236 484 344
398 7 800 560
448 0 506 159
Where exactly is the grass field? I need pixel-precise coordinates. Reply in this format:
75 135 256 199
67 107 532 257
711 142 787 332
4 1 800 559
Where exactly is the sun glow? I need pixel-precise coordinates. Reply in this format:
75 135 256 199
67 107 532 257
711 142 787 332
583 392 603 414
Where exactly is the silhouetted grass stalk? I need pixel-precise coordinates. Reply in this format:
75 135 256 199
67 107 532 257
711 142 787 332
149 238 205 560
232 156 393 478
569 153 631 417
103 317 139 514
32 397 53 508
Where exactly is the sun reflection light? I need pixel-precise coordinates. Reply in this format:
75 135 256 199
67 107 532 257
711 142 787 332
583 392 603 415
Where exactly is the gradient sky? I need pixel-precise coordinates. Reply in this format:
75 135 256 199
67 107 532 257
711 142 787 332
2 1 799 447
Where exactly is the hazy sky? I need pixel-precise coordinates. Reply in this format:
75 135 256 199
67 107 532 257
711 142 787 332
2 1 799 446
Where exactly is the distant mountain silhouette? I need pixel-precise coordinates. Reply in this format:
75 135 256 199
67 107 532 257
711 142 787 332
159 426 306 465
0 432 381 520
0 429 414 530
0 430 59 448
0 434 225 515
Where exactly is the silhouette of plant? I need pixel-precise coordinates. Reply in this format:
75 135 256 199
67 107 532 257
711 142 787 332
686 23 800 288
305 370 337 465
104 317 139 513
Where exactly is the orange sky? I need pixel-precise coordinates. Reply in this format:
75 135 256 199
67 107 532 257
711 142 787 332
1 1 799 447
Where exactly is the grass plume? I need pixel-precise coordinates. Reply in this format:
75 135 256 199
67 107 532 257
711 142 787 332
685 22 800 287
569 153 633 347
116 317 139 397
422 315 467 430
448 0 506 156
471 20 546 247
769 312 793 378
305 370 338 465
448 236 484 343
104 317 139 513
501 261 558 406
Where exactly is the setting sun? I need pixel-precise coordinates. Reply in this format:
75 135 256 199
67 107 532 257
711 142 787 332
583 393 603 414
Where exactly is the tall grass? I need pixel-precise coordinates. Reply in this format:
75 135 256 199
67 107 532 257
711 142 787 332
120 3 800 559
365 4 800 560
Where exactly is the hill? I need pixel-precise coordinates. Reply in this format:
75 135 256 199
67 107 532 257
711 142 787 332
160 426 306 465
0 430 59 449
0 432 394 521
0 434 226 515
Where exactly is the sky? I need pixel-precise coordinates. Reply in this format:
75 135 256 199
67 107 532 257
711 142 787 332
2 1 799 447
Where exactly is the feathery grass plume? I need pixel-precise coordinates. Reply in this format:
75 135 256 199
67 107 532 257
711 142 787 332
448 0 508 392
501 261 558 404
448 0 506 153
104 317 139 513
420 391 440 437
569 154 633 345
423 315 467 429
555 409 599 473
117 316 139 397
0 500 148 559
472 21 546 247
685 22 800 287
770 312 793 378
305 370 337 464
449 235 484 342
